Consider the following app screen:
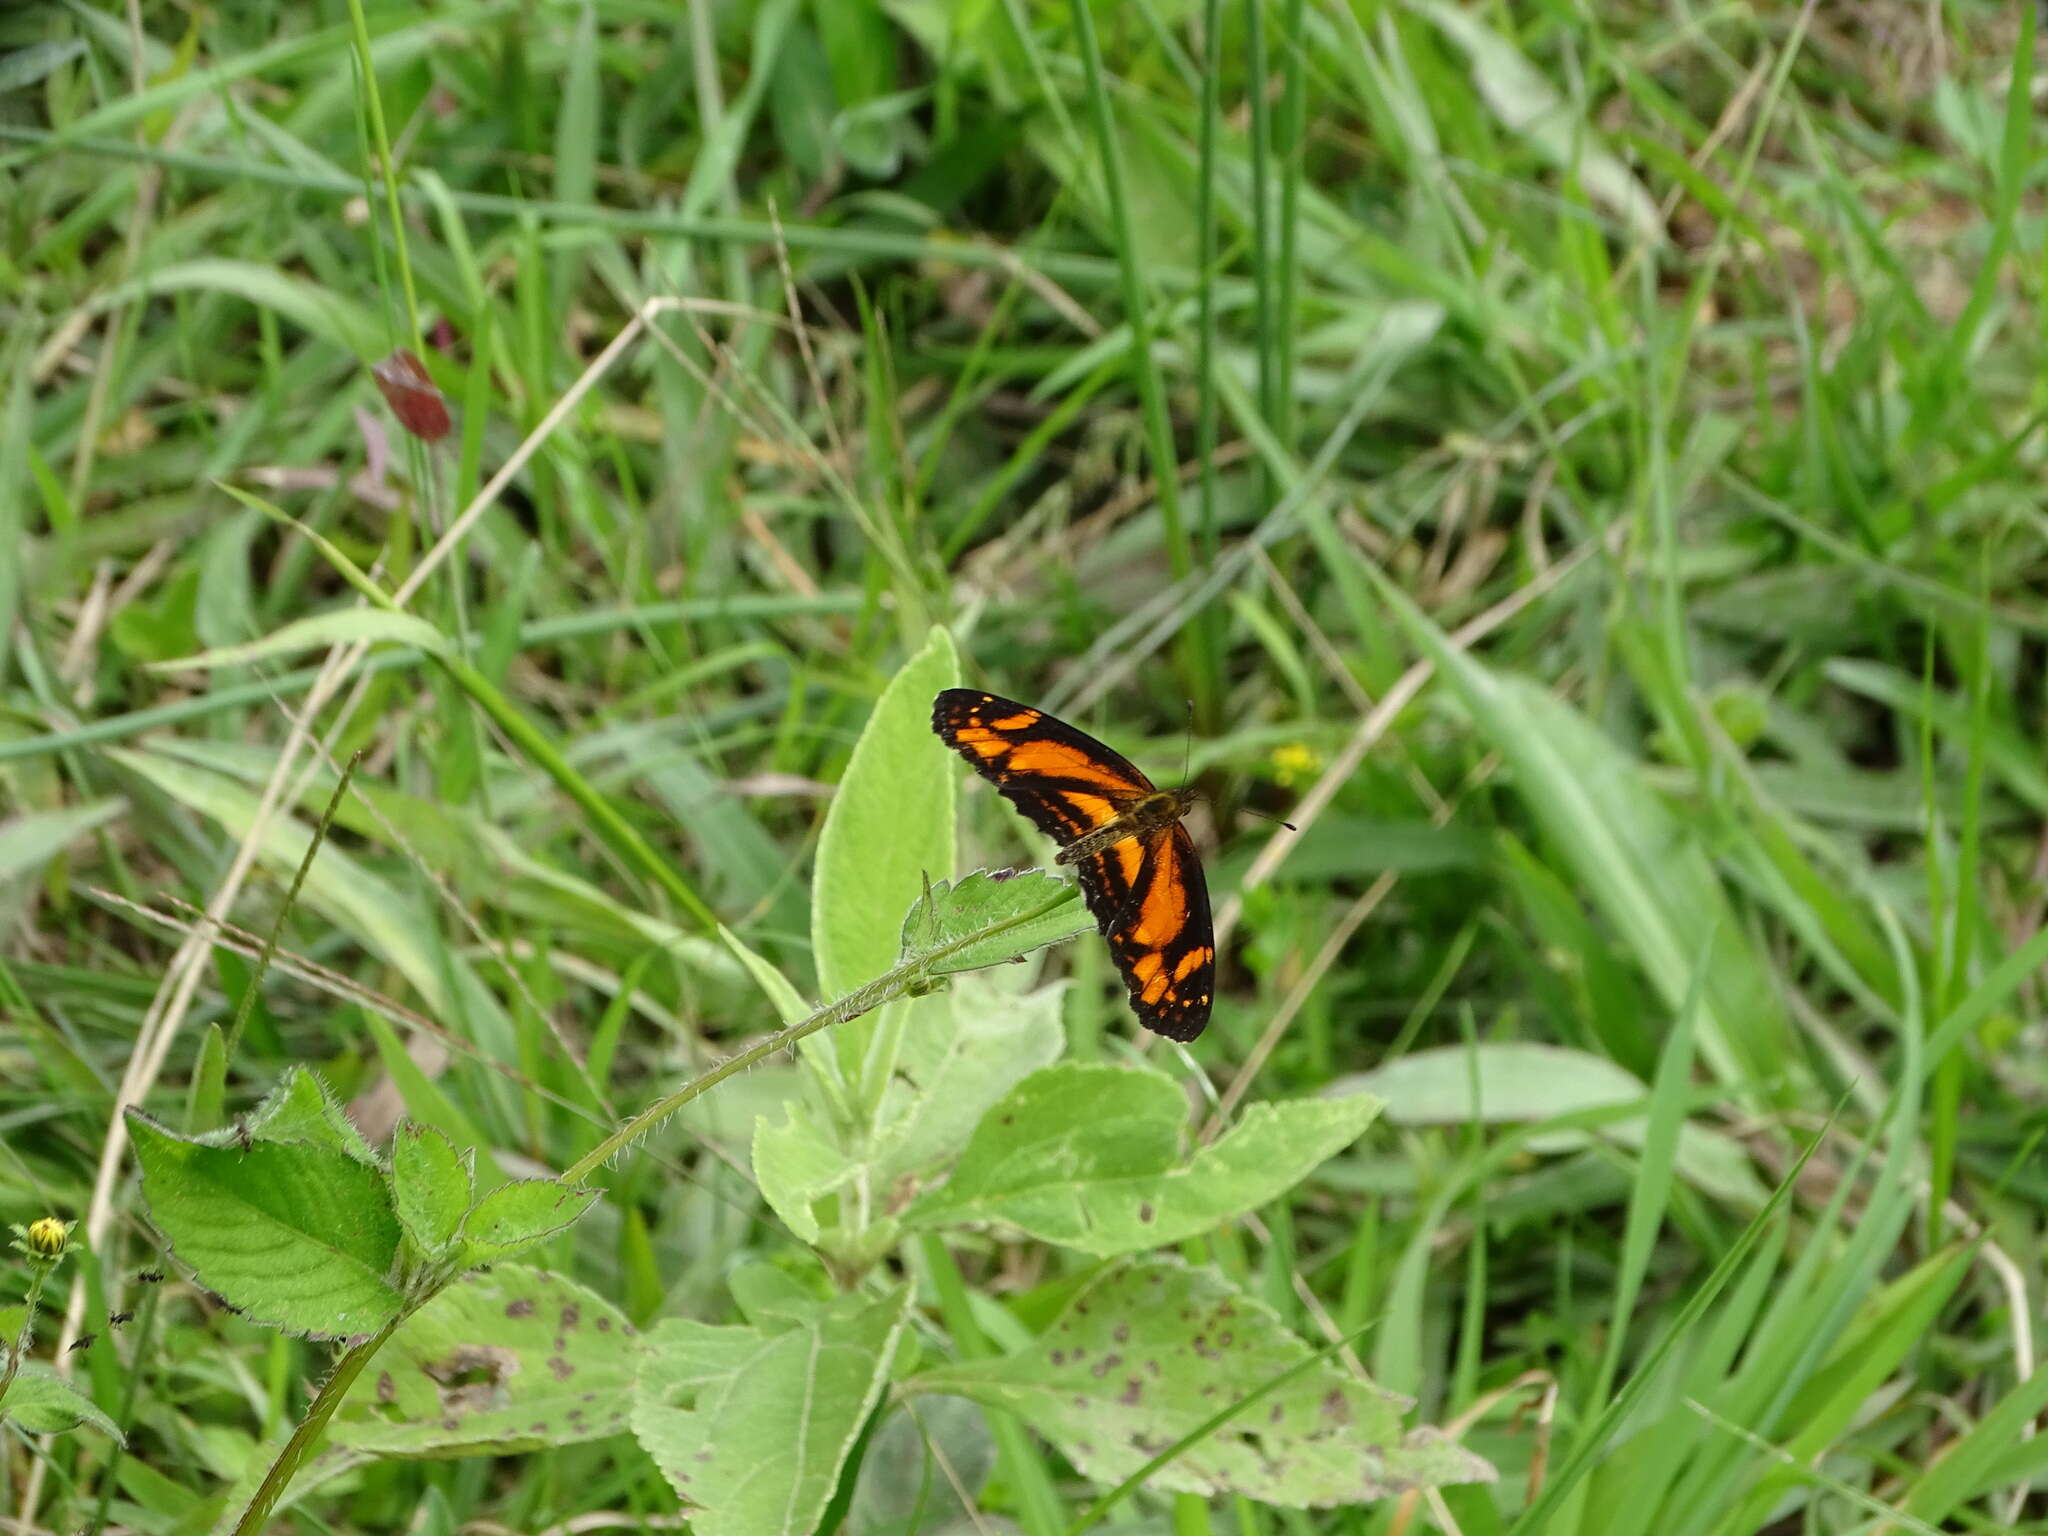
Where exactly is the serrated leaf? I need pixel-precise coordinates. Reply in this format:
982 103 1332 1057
905 1064 1380 1256
458 1179 597 1264
149 608 448 673
898 868 1091 974
633 1285 911 1536
392 1123 471 1255
814 627 958 995
912 1260 1493 1505
330 1267 635 1456
127 1110 402 1338
245 1066 378 1165
0 1363 125 1442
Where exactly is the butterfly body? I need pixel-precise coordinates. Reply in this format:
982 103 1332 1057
932 688 1214 1041
1053 789 1196 864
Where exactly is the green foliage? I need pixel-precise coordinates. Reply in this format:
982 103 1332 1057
898 867 1092 973
9 0 2047 1529
906 1064 1382 1257
915 1259 1492 1506
126 1112 405 1339
632 1273 911 1536
331 1267 635 1457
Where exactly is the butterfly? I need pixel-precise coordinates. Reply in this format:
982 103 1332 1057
932 688 1214 1041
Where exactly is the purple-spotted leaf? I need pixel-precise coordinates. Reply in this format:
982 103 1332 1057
911 1260 1494 1506
457 1179 597 1265
904 1064 1381 1256
392 1122 472 1255
126 1110 402 1338
330 1267 636 1456
632 1282 910 1536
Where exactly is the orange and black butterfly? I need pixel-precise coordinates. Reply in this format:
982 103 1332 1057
932 688 1214 1041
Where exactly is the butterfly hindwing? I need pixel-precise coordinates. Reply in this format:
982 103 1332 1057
933 687 1214 1040
1087 825 1213 1042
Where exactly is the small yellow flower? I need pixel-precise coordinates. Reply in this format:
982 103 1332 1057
16 1217 72 1262
1268 742 1319 788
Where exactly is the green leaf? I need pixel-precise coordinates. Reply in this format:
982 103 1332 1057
245 1067 378 1165
331 1267 636 1456
632 1285 911 1536
0 1364 125 1442
149 608 448 674
813 626 958 995
898 868 1091 974
392 1123 472 1256
458 1179 598 1265
0 798 124 881
753 1093 856 1246
1335 1044 1768 1209
905 1065 1381 1256
912 1260 1493 1505
871 970 1066 1182
126 1110 402 1339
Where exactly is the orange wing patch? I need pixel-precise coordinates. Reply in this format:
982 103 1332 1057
933 687 1215 1042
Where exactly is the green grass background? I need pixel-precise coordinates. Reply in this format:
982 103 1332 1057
4 0 2048 1530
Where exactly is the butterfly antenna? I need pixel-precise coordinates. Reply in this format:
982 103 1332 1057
1241 806 1299 832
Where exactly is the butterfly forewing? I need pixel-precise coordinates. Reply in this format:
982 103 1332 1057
933 688 1214 1040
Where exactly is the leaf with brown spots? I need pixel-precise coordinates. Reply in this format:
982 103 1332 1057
330 1267 635 1457
909 1259 1494 1506
632 1277 911 1536
904 1064 1383 1257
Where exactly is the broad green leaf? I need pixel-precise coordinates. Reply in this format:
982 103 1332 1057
0 1364 124 1441
905 1064 1381 1256
0 798 124 881
149 608 448 673
458 1180 598 1264
912 1260 1493 1505
1335 1044 1768 1209
392 1123 471 1255
848 1395 995 1534
633 1285 911 1536
89 259 384 356
753 1094 855 1245
757 972 1065 1252
871 970 1066 1182
813 626 958 995
127 1111 402 1338
898 868 1091 974
245 1067 378 1165
331 1267 635 1456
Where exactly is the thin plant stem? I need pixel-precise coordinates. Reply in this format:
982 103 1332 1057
565 883 1078 1183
